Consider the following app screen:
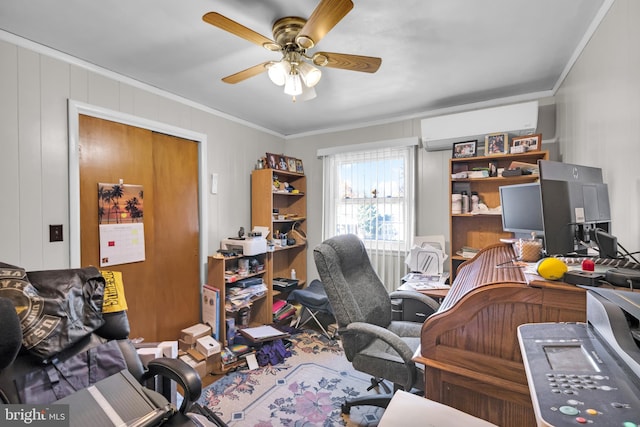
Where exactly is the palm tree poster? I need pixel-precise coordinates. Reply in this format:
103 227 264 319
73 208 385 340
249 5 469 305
98 182 146 267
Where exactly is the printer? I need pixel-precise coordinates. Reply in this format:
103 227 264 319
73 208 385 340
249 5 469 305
221 236 267 256
518 287 640 426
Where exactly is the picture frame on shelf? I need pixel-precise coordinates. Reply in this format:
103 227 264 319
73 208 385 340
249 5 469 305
452 140 478 158
277 155 288 171
510 133 542 153
266 153 278 169
295 159 304 174
287 157 297 173
485 133 508 155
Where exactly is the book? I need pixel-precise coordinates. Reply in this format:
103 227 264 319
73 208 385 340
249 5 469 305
456 246 480 259
202 284 220 340
275 306 296 322
272 299 287 314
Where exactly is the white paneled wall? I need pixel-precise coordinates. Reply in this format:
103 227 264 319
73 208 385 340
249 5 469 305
555 0 640 254
0 38 284 271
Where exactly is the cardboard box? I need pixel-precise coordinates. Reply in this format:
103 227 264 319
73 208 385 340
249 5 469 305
187 348 206 363
196 335 221 357
178 338 194 352
158 341 178 358
135 347 163 396
179 354 207 379
136 347 163 367
180 323 211 344
206 353 223 375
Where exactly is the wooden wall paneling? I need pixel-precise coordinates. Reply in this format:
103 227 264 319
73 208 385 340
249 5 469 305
79 115 200 341
151 131 200 339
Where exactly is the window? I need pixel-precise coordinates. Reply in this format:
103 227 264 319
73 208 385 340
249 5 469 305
320 139 417 290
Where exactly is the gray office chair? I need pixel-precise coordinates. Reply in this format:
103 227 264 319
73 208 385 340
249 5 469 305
313 234 440 413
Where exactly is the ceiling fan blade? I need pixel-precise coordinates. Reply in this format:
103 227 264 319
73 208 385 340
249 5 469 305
296 0 354 48
203 12 278 50
221 62 270 84
314 52 382 73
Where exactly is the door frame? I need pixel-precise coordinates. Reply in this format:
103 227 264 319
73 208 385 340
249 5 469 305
67 99 208 285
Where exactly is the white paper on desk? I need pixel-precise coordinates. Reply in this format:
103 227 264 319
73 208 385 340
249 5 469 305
379 390 497 426
405 244 447 275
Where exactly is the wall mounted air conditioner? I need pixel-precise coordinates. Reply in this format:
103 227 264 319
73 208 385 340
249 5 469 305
421 101 539 151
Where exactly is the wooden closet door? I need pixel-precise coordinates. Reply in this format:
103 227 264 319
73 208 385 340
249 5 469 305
79 115 200 341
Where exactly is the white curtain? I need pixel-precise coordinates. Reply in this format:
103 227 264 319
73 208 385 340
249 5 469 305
320 140 416 291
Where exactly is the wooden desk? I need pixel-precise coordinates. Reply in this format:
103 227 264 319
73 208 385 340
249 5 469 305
414 243 587 427
416 288 449 300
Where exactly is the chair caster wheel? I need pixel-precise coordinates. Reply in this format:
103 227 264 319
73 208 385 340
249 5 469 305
341 403 350 414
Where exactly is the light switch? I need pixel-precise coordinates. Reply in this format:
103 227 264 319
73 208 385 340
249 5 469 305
210 173 218 195
50 224 63 242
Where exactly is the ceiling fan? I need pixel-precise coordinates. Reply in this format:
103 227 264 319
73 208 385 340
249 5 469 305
202 0 382 100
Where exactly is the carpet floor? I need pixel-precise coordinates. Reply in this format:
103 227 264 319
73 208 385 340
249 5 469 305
197 329 386 426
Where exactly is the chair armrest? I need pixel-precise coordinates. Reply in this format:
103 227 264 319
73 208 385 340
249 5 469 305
344 322 415 363
343 321 417 390
142 358 202 414
389 290 440 314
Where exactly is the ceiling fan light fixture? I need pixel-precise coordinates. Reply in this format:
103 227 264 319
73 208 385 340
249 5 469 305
299 84 317 101
295 35 315 49
267 61 288 86
284 72 303 96
298 61 322 87
263 41 282 51
312 53 329 67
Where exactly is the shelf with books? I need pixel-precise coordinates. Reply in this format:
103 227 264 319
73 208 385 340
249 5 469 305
252 167 307 300
449 150 549 281
207 252 272 347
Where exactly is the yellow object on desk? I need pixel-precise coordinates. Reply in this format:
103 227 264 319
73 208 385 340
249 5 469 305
536 257 568 280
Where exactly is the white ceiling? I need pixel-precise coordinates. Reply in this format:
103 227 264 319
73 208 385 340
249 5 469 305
0 0 608 137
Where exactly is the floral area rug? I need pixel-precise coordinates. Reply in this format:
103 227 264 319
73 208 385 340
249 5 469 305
197 329 385 426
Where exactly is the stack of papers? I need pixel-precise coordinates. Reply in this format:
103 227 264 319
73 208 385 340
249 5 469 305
456 246 479 259
400 272 450 290
226 284 267 311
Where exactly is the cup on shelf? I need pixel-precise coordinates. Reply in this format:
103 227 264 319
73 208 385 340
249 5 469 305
451 193 462 214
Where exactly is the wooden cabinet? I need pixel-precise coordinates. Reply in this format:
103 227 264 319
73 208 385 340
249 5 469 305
207 252 272 346
251 168 307 295
449 151 548 280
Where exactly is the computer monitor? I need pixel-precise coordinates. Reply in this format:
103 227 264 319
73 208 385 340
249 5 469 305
499 182 544 240
538 160 612 256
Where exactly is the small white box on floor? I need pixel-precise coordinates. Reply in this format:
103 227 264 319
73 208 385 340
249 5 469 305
181 323 212 344
196 335 221 357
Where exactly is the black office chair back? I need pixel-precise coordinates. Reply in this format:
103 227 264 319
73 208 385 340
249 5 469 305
314 234 392 359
